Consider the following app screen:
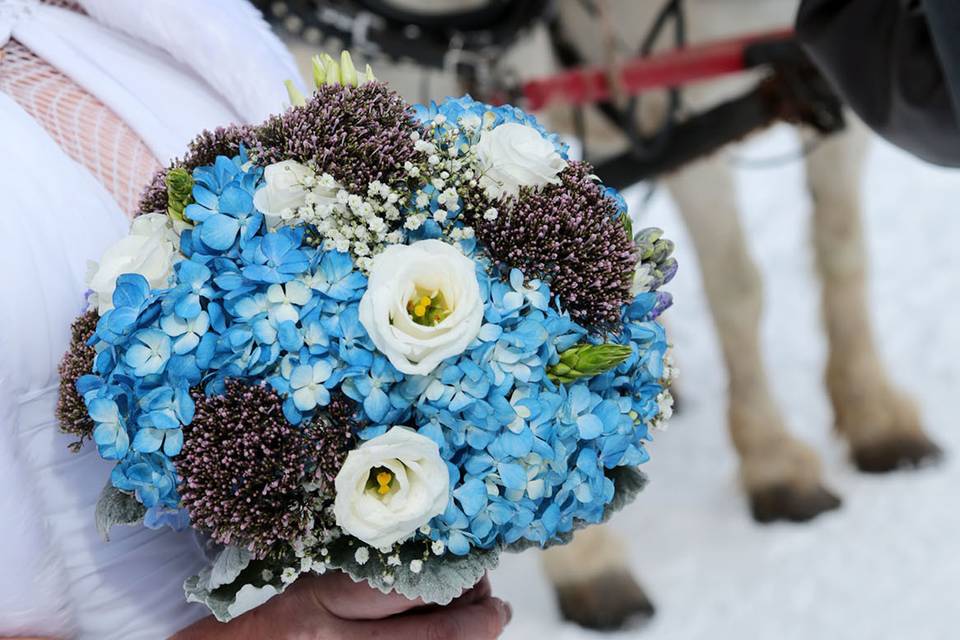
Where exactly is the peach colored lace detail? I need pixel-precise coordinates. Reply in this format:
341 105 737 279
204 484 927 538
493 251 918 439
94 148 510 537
0 7 161 217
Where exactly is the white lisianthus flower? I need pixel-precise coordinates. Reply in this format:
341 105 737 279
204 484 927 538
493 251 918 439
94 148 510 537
86 213 178 314
359 239 483 375
253 160 316 227
475 122 567 198
333 427 450 549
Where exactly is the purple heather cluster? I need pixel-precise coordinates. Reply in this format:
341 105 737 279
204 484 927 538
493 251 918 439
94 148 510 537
59 78 677 608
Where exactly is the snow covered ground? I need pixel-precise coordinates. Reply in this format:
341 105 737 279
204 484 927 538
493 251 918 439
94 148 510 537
490 125 960 640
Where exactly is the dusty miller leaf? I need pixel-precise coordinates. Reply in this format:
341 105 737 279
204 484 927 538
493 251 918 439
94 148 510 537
95 481 146 542
184 552 290 623
209 545 253 591
325 536 501 606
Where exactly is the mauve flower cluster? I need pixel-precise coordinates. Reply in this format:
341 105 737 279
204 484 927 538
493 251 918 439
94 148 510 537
56 309 99 449
468 161 636 329
253 83 419 194
138 124 256 215
177 380 328 557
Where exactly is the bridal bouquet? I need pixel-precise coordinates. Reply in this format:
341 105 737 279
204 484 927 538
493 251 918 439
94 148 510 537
56 53 677 620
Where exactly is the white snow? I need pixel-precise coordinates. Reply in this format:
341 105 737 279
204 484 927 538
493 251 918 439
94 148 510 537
490 125 960 640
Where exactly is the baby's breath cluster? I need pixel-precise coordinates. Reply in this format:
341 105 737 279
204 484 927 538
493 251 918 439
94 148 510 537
261 162 410 270
398 119 488 244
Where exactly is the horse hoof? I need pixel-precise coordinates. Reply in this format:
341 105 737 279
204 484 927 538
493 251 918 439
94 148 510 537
852 434 944 473
554 569 655 630
749 483 842 524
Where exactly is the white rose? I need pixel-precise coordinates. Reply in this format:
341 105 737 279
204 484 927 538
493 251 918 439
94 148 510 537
333 427 450 549
253 160 314 227
86 213 178 314
359 239 483 375
475 122 567 198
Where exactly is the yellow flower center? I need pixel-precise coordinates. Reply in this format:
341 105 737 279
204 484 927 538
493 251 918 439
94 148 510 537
407 288 452 327
375 470 394 495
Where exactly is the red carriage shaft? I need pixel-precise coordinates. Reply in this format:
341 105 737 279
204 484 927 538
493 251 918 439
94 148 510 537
522 28 796 110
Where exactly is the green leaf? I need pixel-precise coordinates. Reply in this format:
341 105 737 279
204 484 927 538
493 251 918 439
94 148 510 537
95 482 145 542
548 343 633 383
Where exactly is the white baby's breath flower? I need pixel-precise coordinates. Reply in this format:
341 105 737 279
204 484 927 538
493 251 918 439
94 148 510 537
281 568 298 584
483 207 499 221
460 112 481 130
433 209 448 224
404 214 426 231
656 391 674 424
387 555 401 567
318 173 338 190
354 547 370 565
409 559 424 574
431 541 445 556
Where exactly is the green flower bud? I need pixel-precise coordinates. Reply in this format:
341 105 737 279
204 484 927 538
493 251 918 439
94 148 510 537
548 343 633 383
340 51 358 86
166 167 194 225
285 79 307 107
311 54 326 88
321 53 341 86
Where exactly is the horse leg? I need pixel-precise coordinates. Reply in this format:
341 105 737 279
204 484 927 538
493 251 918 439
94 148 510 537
665 155 841 522
541 525 654 630
804 117 942 471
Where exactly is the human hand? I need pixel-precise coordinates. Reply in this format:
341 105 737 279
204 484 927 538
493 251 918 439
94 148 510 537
171 572 510 640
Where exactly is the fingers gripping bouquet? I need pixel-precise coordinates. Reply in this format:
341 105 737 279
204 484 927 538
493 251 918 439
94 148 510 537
56 53 678 620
